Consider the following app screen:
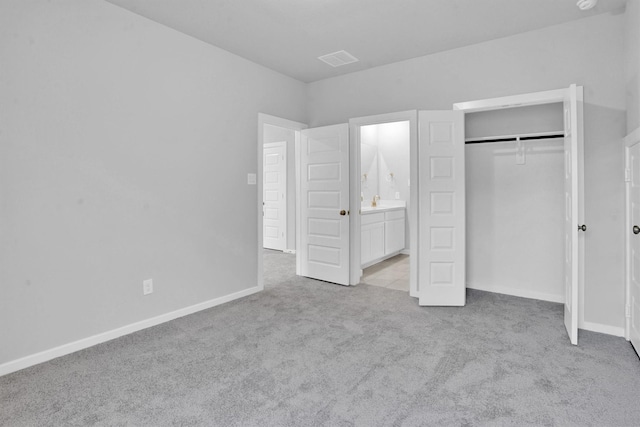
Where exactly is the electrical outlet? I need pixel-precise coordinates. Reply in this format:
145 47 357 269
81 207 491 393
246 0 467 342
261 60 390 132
143 279 153 295
395 192 400 200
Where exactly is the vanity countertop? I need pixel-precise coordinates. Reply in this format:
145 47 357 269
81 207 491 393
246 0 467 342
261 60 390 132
361 204 405 214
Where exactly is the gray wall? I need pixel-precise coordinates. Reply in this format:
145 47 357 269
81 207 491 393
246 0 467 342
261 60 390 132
0 0 307 365
307 12 627 331
627 0 640 133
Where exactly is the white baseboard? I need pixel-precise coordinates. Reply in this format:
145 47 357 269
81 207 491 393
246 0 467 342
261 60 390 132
580 321 625 337
0 286 261 377
400 249 410 255
466 282 564 304
283 249 296 254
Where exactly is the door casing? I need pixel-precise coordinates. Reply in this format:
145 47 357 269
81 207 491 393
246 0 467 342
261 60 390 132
349 111 418 290
454 85 585 344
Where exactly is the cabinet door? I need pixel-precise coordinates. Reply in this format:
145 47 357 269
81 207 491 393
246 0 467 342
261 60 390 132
371 222 385 260
362 222 385 265
385 218 405 254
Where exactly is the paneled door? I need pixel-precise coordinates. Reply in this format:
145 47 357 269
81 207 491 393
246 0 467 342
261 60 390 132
299 124 350 285
263 141 287 251
628 141 640 353
563 84 584 346
418 111 466 306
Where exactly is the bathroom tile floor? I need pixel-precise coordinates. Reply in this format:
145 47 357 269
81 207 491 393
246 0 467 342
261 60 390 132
361 254 409 292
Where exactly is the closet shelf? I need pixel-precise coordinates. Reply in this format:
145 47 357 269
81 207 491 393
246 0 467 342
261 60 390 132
465 130 564 145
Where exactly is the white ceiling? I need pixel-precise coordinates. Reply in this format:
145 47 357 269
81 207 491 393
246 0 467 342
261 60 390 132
104 0 626 83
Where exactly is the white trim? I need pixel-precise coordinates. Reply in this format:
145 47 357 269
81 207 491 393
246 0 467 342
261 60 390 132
466 283 564 304
0 286 260 377
581 321 625 338
348 110 418 296
625 143 631 341
295 130 302 276
258 113 307 291
453 88 567 113
400 249 410 255
624 127 640 147
283 249 296 254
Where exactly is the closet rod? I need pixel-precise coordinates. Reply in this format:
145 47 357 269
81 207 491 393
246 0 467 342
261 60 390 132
465 131 565 145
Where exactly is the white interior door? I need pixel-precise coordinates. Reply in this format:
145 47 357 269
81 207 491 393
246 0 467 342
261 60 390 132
263 142 287 251
629 142 640 352
563 84 584 345
418 111 466 306
299 124 350 286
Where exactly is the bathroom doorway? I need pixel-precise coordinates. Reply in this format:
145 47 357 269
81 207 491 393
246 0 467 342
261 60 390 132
349 111 419 297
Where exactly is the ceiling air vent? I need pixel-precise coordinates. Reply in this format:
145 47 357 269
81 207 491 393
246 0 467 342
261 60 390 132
318 50 359 67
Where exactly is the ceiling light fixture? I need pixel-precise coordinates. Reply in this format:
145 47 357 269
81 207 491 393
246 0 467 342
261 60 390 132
576 0 597 10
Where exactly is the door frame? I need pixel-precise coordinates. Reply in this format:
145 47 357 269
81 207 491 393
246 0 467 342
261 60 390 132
453 85 585 334
349 111 418 290
624 126 640 341
263 141 287 251
257 113 307 291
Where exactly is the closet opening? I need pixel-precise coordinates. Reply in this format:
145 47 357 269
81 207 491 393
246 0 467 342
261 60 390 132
464 103 567 303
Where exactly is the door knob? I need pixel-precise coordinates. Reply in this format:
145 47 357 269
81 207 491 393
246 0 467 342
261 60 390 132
634 225 640 235
578 224 587 232
340 210 346 216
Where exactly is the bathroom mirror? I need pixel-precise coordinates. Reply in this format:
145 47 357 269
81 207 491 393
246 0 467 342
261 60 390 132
360 121 410 206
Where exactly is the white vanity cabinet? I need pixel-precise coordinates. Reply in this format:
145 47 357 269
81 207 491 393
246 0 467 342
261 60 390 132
361 207 405 267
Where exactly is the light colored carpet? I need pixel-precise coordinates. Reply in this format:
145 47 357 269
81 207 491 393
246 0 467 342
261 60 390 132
1 250 639 426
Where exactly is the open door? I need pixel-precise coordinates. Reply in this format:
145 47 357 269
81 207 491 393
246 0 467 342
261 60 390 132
628 140 640 353
299 124 350 286
418 111 466 306
563 84 584 345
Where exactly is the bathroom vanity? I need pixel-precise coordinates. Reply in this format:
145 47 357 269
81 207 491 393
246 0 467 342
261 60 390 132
361 205 405 268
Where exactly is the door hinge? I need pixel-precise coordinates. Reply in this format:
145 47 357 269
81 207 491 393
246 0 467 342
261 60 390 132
626 304 631 318
625 168 631 182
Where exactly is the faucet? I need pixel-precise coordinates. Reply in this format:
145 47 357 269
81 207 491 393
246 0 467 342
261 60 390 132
371 195 380 207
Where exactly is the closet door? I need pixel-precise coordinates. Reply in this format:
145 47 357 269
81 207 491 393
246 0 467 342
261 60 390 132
418 111 466 306
563 84 584 345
